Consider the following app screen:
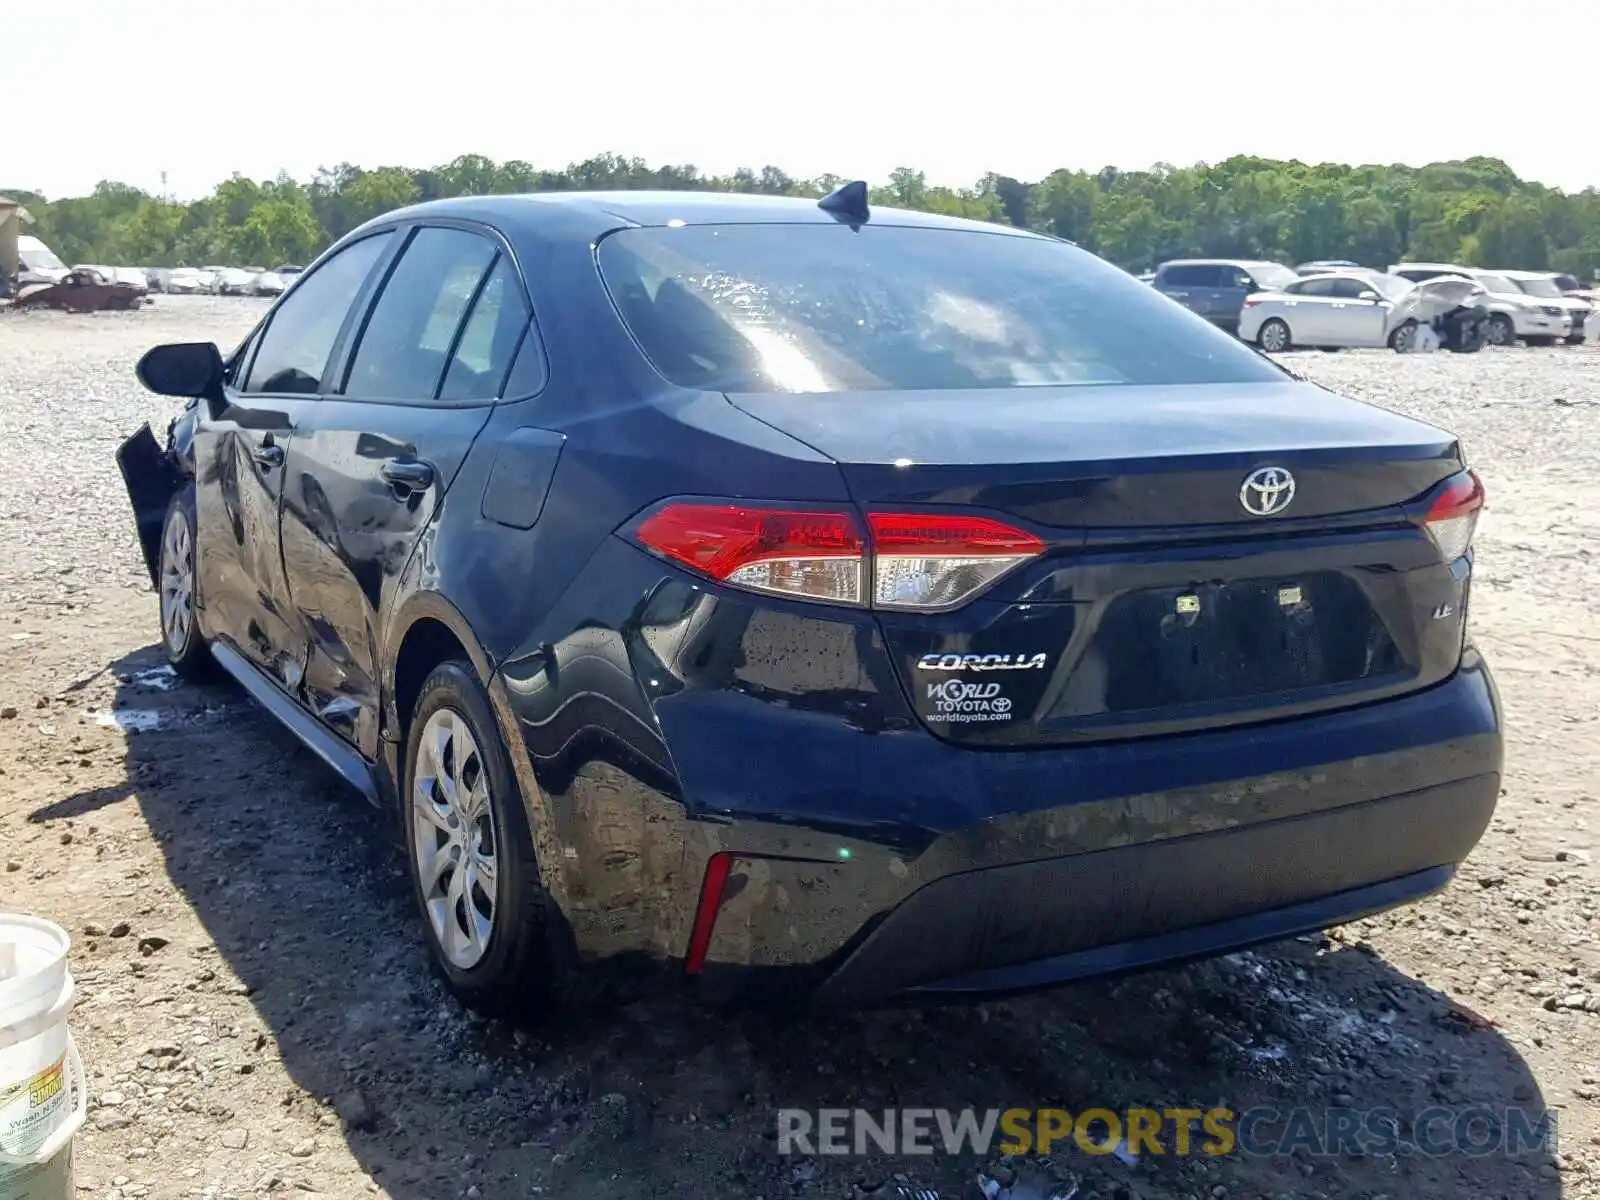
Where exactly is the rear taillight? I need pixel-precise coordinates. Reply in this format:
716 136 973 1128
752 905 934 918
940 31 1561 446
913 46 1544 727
632 502 1045 611
1422 470 1484 562
1242 297 1261 308
868 512 1045 610
633 504 865 604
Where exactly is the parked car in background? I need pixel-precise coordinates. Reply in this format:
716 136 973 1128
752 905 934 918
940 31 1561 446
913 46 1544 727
17 235 69 287
119 189 1501 1016
212 267 256 296
251 270 287 296
164 268 210 295
1388 263 1569 346
1153 258 1301 335
273 264 304 280
1239 270 1488 353
1499 270 1590 344
143 268 171 294
1295 259 1360 275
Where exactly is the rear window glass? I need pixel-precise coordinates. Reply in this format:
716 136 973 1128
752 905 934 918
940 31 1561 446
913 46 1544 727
598 226 1284 394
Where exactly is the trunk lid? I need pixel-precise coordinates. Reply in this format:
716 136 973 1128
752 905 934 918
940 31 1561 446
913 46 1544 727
727 381 1472 745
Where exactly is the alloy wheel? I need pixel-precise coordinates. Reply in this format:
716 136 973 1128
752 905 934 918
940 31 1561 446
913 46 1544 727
1260 321 1290 353
412 708 499 969
160 512 194 654
1487 317 1513 346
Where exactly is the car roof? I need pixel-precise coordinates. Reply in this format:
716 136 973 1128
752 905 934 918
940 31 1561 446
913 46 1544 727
1496 268 1555 280
1160 258 1281 268
352 190 1047 245
1392 262 1469 271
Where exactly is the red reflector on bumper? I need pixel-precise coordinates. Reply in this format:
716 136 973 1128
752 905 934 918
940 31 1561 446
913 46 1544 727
684 851 734 975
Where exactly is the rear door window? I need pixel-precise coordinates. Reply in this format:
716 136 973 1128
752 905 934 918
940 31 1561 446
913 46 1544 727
341 227 499 400
599 227 1285 393
439 256 536 402
241 234 392 394
1295 278 1336 297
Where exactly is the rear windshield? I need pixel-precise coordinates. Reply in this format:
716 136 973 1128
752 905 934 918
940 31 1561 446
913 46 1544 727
597 224 1285 394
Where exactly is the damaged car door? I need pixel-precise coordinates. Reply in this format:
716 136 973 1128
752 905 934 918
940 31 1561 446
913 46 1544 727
276 224 526 756
197 232 394 688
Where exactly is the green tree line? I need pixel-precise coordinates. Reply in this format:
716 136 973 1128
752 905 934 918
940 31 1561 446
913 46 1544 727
8 152 1600 278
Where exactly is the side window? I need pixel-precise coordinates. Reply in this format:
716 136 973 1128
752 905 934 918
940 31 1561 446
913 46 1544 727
342 227 499 400
1222 267 1255 290
1162 264 1216 287
1329 278 1372 299
439 256 535 402
241 235 391 394
1296 277 1336 297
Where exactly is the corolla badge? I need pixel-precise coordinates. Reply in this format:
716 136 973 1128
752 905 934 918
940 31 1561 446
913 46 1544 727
1239 467 1296 516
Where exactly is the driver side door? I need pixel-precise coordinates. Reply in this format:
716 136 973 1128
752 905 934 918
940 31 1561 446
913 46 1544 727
193 232 395 689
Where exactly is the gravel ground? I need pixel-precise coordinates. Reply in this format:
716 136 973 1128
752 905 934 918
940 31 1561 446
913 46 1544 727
0 297 1597 1200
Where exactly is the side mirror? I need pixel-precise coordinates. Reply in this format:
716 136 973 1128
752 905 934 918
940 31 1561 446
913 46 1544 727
1358 290 1379 302
137 342 223 398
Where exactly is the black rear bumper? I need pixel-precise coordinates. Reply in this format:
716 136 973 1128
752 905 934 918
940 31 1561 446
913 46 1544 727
812 771 1495 1006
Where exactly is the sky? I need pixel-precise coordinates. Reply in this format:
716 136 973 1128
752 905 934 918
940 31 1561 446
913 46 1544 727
16 0 1600 201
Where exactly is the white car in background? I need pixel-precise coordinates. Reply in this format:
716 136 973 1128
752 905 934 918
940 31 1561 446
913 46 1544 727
1388 262 1571 346
1497 269 1590 344
164 268 210 294
1239 270 1410 350
251 270 287 296
211 267 256 296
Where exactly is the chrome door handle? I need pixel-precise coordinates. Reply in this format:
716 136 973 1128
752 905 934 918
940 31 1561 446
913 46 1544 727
251 443 284 469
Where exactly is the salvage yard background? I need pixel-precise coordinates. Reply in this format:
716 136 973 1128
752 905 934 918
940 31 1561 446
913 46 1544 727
0 298 1597 1200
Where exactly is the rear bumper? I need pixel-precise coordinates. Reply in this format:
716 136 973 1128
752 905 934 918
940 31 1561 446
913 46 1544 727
683 653 1501 1006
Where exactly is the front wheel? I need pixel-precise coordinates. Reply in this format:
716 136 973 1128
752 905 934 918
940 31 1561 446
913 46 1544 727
403 661 581 1019
1525 335 1557 347
1565 335 1587 346
158 484 215 680
1257 318 1291 353
1388 320 1418 353
1485 314 1516 347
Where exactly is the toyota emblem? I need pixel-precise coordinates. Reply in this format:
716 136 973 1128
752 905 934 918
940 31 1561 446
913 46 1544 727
1239 467 1296 516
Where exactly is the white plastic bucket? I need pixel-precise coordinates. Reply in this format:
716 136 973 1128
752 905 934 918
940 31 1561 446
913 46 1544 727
0 915 84 1195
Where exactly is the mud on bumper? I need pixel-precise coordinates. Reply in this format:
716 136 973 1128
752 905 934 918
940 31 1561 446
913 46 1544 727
689 658 1502 1007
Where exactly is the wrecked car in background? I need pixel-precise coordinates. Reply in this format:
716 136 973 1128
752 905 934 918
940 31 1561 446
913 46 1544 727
14 267 146 311
250 270 287 296
1239 271 1489 353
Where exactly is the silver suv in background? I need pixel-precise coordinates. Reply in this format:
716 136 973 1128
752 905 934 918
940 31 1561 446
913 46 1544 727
1497 270 1590 344
1388 263 1571 346
1152 259 1301 336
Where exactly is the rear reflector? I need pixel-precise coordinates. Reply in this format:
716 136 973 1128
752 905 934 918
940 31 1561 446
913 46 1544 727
1422 470 1484 562
684 851 733 975
632 503 1045 610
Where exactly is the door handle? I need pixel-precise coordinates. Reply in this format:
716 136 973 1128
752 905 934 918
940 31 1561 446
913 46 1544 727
380 459 436 494
251 442 284 469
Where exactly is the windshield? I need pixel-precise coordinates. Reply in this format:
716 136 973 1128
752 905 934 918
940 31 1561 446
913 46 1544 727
1472 273 1519 295
1513 276 1563 298
598 225 1287 393
18 239 66 272
1250 263 1301 290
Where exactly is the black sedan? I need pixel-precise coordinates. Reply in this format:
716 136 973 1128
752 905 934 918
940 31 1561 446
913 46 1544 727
118 185 1503 1016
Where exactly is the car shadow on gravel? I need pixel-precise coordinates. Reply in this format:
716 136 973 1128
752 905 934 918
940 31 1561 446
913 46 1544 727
35 643 1566 1200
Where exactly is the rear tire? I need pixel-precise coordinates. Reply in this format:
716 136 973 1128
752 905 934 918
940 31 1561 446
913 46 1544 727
1565 335 1586 346
1525 335 1557 347
402 660 580 1020
157 484 215 682
1257 318 1291 353
1485 314 1516 347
